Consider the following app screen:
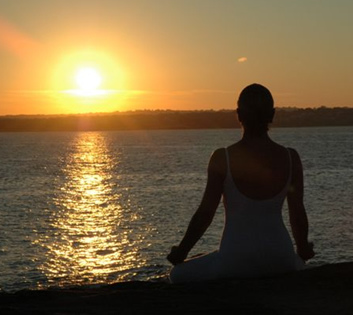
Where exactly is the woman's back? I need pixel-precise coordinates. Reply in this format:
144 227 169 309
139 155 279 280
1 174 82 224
226 138 291 201
219 143 299 277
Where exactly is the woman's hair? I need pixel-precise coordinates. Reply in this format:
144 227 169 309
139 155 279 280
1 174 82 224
237 83 275 133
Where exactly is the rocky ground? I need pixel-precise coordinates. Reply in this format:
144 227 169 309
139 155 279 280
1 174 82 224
1 262 353 315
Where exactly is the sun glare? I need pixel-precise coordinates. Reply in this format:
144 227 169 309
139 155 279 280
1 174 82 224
51 49 127 112
75 67 102 91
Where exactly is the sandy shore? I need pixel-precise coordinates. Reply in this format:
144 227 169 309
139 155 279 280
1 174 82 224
1 262 353 314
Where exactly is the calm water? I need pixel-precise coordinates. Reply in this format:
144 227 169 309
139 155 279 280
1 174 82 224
0 127 352 292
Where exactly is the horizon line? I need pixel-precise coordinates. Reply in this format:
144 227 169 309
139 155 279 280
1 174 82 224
1 106 353 118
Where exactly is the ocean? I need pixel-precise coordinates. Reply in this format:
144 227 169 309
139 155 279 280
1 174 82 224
0 127 352 292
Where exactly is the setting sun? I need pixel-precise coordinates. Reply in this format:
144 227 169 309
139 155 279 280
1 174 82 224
75 67 102 91
46 49 129 112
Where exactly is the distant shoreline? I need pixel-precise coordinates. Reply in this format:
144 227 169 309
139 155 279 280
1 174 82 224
1 107 353 132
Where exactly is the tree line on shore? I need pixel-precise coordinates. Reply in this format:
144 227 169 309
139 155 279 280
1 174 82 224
0 107 352 132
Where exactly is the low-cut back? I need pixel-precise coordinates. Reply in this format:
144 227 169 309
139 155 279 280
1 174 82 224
169 148 303 283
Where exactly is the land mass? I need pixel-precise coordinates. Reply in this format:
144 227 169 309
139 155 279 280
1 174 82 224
1 262 353 314
1 107 353 132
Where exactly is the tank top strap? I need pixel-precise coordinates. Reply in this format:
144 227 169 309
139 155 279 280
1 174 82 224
224 148 229 168
223 147 233 183
224 147 230 171
286 148 293 186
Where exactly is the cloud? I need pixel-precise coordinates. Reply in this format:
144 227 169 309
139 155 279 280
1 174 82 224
0 16 39 58
237 57 247 63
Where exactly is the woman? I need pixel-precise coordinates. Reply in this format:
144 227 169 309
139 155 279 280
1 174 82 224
167 83 315 283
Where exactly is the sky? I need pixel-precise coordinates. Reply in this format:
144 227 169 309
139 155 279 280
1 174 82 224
0 0 352 115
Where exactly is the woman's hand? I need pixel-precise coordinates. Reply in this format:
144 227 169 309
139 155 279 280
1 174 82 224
297 241 315 261
167 246 187 265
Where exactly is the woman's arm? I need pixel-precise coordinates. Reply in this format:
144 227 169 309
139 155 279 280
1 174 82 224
287 148 315 261
167 149 226 265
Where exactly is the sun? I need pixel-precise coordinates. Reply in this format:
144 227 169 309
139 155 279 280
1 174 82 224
52 49 127 112
75 67 102 91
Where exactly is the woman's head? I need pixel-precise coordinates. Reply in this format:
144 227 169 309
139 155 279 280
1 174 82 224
237 83 275 133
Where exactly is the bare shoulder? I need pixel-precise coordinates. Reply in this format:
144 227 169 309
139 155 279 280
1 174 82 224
211 147 227 160
287 147 304 188
208 148 227 177
287 147 303 168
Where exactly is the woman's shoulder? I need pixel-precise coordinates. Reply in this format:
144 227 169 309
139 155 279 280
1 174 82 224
209 147 227 165
212 147 227 157
208 147 227 176
287 147 302 162
287 147 303 170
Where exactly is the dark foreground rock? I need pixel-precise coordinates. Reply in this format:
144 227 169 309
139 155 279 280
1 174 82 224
1 262 353 315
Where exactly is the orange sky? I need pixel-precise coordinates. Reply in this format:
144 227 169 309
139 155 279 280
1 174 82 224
1 0 353 115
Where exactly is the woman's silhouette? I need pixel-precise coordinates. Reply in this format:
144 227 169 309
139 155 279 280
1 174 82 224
167 83 315 283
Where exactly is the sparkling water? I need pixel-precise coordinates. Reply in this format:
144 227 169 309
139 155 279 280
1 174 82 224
0 127 352 292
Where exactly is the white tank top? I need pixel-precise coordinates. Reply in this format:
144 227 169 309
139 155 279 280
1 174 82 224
219 148 301 276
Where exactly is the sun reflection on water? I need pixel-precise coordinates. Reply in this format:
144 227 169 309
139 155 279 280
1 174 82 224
35 132 146 287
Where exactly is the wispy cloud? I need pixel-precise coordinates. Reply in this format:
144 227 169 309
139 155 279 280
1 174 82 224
237 57 247 63
0 16 39 58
